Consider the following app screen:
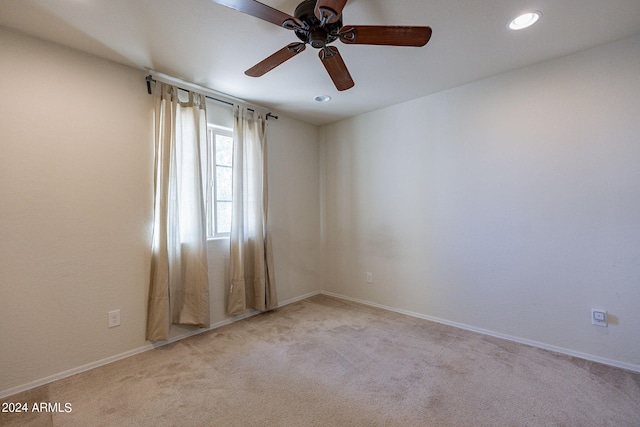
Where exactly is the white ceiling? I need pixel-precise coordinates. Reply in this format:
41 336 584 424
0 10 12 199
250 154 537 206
1 0 639 125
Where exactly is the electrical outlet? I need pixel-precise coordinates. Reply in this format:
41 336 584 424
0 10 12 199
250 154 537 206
366 272 373 283
591 309 607 327
108 309 121 328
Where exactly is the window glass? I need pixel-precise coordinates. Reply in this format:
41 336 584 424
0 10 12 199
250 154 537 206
216 166 232 201
216 134 233 167
207 125 233 238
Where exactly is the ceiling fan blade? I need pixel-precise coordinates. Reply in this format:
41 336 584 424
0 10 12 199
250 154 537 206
245 43 306 77
339 25 432 47
211 0 294 27
318 46 354 91
314 0 348 25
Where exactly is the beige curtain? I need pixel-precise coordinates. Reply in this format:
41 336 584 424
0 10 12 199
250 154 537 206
147 82 210 341
227 106 277 315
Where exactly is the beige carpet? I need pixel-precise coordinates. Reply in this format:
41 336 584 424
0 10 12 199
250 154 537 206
2 294 640 426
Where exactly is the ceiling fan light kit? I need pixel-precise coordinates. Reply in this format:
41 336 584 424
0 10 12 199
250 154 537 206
212 0 432 91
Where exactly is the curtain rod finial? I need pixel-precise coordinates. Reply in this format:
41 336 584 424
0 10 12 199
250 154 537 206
146 75 154 95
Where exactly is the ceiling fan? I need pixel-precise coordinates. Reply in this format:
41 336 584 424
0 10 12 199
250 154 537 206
212 0 432 91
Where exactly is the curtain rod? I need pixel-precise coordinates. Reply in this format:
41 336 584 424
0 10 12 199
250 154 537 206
145 75 278 120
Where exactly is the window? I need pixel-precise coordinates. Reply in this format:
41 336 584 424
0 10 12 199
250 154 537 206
206 125 233 238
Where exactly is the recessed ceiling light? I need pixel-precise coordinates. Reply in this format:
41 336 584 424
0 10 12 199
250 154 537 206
314 95 332 103
509 11 541 30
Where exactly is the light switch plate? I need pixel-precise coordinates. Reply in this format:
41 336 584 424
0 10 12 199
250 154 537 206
108 309 121 328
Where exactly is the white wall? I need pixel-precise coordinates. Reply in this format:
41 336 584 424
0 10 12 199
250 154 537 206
0 28 320 395
320 34 640 370
0 27 153 395
267 115 321 301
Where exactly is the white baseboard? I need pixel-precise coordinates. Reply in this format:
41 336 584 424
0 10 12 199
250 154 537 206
0 291 320 399
320 290 640 374
278 290 321 307
4 288 636 398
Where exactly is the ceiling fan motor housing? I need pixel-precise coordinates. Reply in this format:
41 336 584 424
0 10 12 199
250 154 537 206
294 0 342 48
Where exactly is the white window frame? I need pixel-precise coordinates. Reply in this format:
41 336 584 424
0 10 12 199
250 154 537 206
206 125 233 239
